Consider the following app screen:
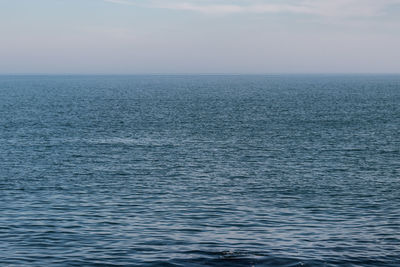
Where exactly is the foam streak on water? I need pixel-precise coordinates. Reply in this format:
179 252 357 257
0 75 399 266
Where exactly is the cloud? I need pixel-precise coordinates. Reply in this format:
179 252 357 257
104 0 133 4
301 0 400 17
155 2 313 15
103 0 400 17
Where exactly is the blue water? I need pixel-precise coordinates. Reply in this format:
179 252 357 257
0 75 399 266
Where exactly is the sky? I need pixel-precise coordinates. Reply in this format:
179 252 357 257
1 0 400 74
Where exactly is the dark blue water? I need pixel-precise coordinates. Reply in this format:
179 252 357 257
0 75 399 266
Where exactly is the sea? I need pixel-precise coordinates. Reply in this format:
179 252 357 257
0 75 399 266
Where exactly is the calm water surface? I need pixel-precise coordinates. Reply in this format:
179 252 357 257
0 75 399 266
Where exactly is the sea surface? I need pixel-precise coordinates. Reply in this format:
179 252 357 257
0 75 399 266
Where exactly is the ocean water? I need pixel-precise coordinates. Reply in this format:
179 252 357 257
0 75 399 266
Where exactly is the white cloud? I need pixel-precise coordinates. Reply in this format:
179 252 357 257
302 0 400 17
155 2 313 15
104 0 133 4
103 0 400 17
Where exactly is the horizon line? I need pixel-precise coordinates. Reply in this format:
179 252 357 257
1 72 400 76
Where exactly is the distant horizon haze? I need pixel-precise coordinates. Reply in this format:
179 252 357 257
1 0 400 74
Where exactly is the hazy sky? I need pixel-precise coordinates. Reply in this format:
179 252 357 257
1 0 400 74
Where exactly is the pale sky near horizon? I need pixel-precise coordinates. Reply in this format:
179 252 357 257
1 0 400 74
